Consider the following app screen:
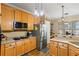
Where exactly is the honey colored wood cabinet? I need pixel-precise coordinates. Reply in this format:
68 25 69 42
34 17 40 24
21 11 28 23
5 42 16 56
32 37 36 49
0 4 1 24
50 40 68 56
30 37 36 50
0 37 36 56
27 14 35 30
14 9 22 22
16 40 25 56
69 49 79 56
50 41 58 56
58 42 68 56
24 37 36 53
69 45 79 56
0 44 5 56
1 4 14 31
24 39 30 53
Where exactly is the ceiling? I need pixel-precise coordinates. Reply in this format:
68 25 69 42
9 3 79 19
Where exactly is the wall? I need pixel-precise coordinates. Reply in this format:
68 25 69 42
2 31 27 38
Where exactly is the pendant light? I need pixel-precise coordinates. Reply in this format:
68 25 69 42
40 3 44 16
34 3 44 17
61 5 64 21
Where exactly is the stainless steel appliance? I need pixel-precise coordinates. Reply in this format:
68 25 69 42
13 21 28 30
33 23 47 50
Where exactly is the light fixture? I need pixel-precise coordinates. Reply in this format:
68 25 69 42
34 8 39 16
34 3 44 17
61 5 64 21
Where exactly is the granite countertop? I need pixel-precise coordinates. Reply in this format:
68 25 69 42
1 36 36 45
50 37 79 48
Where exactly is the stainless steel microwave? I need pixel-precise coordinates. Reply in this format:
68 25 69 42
13 21 28 30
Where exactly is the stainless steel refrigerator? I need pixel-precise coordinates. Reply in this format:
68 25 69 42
33 23 47 51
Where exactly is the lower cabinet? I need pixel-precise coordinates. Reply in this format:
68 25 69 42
5 42 16 56
50 41 68 56
0 37 36 56
16 40 25 56
58 42 68 56
69 49 79 56
30 37 36 51
24 39 30 53
69 45 79 56
0 44 5 56
15 37 36 56
50 41 58 56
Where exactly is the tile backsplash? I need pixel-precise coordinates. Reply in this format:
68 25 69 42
2 31 27 38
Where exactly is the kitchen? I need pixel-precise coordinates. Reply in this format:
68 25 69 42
1 3 79 56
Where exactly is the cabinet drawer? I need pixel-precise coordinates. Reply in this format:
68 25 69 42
58 42 68 48
50 41 57 44
16 40 24 46
5 42 15 48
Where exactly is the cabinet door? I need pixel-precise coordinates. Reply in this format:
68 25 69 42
32 37 36 49
5 43 16 56
34 17 40 24
24 39 30 53
16 40 25 56
0 3 1 24
1 4 14 31
21 41 25 55
29 37 36 51
50 41 58 56
28 14 34 30
58 43 68 56
69 45 79 56
21 11 28 23
69 49 79 56
0 44 5 56
5 46 14 56
15 9 21 22
29 38 33 51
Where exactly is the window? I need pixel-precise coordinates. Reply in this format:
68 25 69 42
75 22 79 29
72 22 79 36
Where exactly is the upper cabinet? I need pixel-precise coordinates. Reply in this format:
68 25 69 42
0 4 40 31
14 9 22 22
27 14 35 30
1 4 14 31
0 4 1 25
34 17 40 24
21 11 28 23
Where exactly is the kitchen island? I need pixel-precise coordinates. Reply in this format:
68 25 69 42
50 37 79 56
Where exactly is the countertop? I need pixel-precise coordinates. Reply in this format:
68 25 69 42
1 36 36 45
50 37 79 48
